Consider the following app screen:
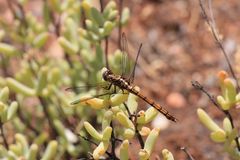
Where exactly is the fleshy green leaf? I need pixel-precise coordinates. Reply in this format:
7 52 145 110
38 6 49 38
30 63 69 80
7 101 18 121
91 8 105 26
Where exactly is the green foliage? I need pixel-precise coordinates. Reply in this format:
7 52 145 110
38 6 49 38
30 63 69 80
0 0 130 159
0 87 18 123
0 0 176 159
0 133 59 160
197 70 240 160
81 86 174 159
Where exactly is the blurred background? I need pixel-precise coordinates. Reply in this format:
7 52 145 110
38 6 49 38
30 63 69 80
0 0 240 159
125 0 240 159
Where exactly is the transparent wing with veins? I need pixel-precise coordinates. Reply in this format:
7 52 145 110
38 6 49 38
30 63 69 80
120 32 143 84
65 82 109 93
66 82 126 105
66 82 112 105
120 33 132 80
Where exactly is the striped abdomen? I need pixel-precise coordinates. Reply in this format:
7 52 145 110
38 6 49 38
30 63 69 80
129 88 177 122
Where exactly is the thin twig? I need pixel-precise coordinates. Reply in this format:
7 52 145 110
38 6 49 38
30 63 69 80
0 55 10 77
180 147 195 160
110 122 117 159
123 102 131 117
134 112 144 149
45 0 79 95
81 5 87 29
79 134 98 146
42 0 60 36
123 104 144 148
17 108 40 135
42 0 74 71
6 0 28 57
6 0 18 22
15 1 28 28
99 0 104 12
57 104 73 127
135 127 144 149
47 3 73 69
78 134 112 157
198 0 240 91
191 80 240 151
191 81 221 110
39 97 58 138
25 59 59 138
7 0 28 31
0 120 9 149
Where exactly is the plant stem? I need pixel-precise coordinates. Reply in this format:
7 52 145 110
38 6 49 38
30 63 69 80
198 0 240 92
124 103 145 148
192 80 240 151
136 128 144 149
7 0 28 32
0 55 10 77
100 0 104 13
79 134 112 157
0 120 8 150
39 97 58 138
224 111 240 151
134 113 144 149
180 147 195 160
17 108 40 135
110 122 117 159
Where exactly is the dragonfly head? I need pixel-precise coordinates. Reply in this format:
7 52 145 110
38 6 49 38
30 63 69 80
102 67 112 81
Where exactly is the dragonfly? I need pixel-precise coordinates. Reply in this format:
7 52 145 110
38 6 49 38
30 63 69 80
69 33 177 122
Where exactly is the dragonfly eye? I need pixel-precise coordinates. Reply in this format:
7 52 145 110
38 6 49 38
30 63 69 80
102 70 109 81
102 68 113 81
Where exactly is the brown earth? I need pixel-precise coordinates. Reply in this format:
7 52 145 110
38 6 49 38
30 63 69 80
125 0 240 159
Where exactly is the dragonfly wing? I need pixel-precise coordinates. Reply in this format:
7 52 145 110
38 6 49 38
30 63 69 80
65 82 109 93
70 92 112 105
70 87 130 105
120 33 133 78
120 33 142 84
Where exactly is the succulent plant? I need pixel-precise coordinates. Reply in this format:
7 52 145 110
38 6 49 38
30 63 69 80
197 70 240 160
0 0 175 159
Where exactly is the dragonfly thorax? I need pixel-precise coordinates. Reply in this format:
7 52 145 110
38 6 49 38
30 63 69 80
102 67 130 89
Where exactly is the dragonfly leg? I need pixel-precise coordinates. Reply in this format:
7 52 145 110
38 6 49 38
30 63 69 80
120 89 129 95
128 44 143 84
103 83 112 90
113 85 117 93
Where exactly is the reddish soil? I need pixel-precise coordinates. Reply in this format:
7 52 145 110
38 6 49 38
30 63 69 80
125 0 240 159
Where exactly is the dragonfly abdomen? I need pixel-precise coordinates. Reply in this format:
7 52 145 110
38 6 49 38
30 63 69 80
130 89 177 122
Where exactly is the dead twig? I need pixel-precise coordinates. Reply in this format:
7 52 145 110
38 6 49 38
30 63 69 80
180 147 195 160
0 120 8 150
192 80 240 151
198 0 240 92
